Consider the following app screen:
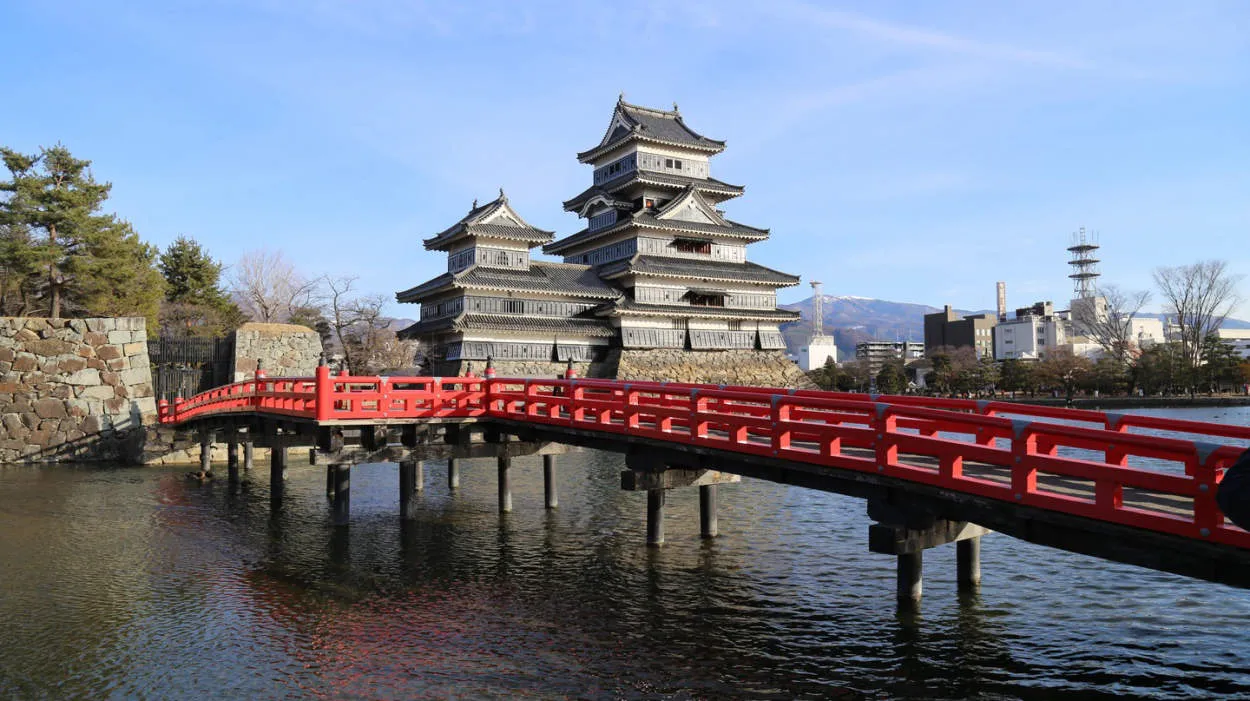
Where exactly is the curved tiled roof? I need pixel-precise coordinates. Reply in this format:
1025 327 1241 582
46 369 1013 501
578 98 726 163
396 262 620 303
598 255 800 286
423 193 554 251
594 299 800 321
544 211 769 255
400 313 615 339
562 171 744 212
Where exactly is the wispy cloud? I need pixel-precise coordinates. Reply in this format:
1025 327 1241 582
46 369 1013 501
760 0 1092 69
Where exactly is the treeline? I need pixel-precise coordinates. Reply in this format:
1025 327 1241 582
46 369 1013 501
0 144 417 374
811 258 1246 399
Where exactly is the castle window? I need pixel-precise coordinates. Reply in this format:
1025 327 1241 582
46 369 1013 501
673 239 711 255
687 291 725 307
505 300 523 314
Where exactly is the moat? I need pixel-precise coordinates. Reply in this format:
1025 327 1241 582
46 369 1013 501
1 406 1249 699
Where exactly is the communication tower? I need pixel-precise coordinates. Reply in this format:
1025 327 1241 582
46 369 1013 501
1067 227 1100 299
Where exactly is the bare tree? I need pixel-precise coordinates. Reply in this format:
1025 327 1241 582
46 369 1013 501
320 275 420 373
1153 260 1243 374
1071 284 1151 365
230 249 317 323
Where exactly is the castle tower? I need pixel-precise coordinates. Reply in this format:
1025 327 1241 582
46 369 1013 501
397 191 618 376
546 97 801 353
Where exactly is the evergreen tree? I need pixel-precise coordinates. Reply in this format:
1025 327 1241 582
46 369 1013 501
1 143 164 325
68 218 165 330
157 236 243 337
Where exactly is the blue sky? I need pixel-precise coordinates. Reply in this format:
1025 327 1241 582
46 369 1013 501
3 1 1247 318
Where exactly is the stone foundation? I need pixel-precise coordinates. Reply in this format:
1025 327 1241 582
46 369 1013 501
0 317 157 464
232 322 321 381
616 349 815 388
427 358 616 380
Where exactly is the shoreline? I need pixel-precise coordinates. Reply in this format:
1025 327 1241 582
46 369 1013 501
986 395 1250 410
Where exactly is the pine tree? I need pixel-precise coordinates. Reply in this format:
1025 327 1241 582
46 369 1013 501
157 236 243 337
0 143 164 325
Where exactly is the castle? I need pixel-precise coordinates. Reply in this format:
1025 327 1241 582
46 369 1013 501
398 97 810 387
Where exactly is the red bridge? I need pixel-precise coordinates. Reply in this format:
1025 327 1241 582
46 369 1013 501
160 363 1250 604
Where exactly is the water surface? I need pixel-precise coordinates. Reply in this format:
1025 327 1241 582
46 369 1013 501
1 406 1248 699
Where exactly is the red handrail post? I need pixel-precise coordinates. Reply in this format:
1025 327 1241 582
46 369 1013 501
315 364 333 422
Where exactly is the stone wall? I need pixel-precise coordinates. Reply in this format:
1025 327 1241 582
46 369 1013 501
0 317 156 463
427 357 616 380
616 349 815 388
232 322 321 381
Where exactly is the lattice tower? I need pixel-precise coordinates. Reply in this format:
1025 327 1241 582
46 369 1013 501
1067 227 1101 299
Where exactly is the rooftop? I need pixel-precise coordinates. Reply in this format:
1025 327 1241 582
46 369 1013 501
422 191 554 251
577 97 726 163
396 261 620 303
599 255 800 287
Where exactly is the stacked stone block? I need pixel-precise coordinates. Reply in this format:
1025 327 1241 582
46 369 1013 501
616 349 815 389
0 317 156 464
232 322 322 381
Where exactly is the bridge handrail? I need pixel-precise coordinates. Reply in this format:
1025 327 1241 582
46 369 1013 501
159 373 1250 550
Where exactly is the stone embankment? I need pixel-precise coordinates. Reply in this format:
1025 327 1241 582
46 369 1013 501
232 322 322 381
616 349 815 389
0 317 156 463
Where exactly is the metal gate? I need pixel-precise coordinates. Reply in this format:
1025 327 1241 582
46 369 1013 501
148 336 234 402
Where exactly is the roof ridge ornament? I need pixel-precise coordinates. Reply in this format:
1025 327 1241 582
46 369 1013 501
472 198 478 209
498 187 507 202
672 101 679 113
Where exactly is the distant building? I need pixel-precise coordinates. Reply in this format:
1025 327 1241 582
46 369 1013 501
799 336 838 371
924 305 996 358
993 301 1067 361
1067 296 1167 359
1218 329 1250 359
856 340 923 375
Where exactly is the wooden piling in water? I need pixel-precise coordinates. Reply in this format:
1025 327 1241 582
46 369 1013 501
543 454 558 509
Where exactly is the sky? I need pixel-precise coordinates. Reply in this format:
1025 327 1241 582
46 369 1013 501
2 1 1248 319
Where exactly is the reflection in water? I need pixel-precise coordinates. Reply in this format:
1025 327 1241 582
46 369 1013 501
0 407 1249 698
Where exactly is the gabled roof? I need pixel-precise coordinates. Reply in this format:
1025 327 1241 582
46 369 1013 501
396 261 620 303
544 208 770 255
562 170 744 212
423 190 554 251
653 185 728 227
578 97 726 163
598 255 800 287
399 313 616 339
593 299 800 321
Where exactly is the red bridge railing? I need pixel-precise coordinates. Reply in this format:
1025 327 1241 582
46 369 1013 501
159 367 1250 551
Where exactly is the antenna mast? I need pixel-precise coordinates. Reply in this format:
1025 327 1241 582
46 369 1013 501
810 281 824 336
1067 227 1101 299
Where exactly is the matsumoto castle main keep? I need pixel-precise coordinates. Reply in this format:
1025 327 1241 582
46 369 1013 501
397 97 811 387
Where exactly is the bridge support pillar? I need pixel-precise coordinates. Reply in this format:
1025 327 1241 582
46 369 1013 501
332 464 351 527
647 489 665 546
498 456 512 513
243 438 254 471
226 436 238 483
199 431 213 475
868 499 991 607
957 536 982 591
447 458 460 490
898 552 923 605
400 460 421 521
543 454 558 509
699 485 718 538
325 465 336 499
270 444 287 503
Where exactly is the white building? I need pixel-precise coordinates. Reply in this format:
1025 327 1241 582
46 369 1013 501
799 335 838 371
993 302 1067 361
1218 329 1250 359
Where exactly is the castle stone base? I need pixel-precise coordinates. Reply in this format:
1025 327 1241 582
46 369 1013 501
616 349 814 389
